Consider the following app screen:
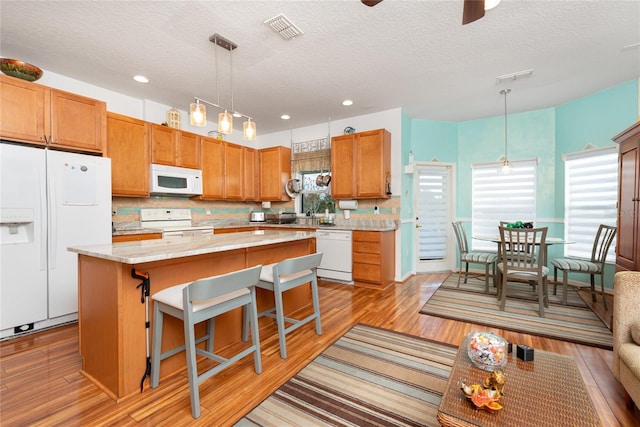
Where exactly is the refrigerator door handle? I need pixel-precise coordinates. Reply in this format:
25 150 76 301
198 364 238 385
39 170 47 271
48 173 57 269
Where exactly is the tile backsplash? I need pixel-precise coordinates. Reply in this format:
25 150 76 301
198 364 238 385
112 196 399 229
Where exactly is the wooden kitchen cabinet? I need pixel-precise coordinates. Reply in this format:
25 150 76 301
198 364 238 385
0 74 106 153
106 112 150 197
331 129 391 199
199 136 225 199
112 232 162 243
150 124 176 165
243 146 258 201
259 146 291 201
224 142 244 200
177 131 201 169
613 121 640 272
150 124 201 168
352 230 395 289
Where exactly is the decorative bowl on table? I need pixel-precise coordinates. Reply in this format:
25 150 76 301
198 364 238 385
0 58 43 81
465 331 508 371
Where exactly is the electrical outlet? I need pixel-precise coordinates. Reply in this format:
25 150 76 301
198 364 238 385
374 206 379 215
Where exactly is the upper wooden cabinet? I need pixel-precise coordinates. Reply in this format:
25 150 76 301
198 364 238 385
613 121 640 272
331 129 391 199
197 138 258 201
177 131 200 169
259 146 291 201
224 142 244 200
106 112 150 197
199 136 225 199
243 146 258 201
150 124 201 169
0 74 106 153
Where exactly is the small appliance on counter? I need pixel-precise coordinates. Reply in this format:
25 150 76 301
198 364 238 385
249 210 266 223
265 212 297 224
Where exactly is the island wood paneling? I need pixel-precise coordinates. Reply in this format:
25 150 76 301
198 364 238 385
77 238 314 399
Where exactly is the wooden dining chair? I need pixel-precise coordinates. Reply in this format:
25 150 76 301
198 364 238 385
551 224 616 309
497 226 549 317
451 221 498 293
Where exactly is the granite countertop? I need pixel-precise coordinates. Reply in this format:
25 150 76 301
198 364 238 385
215 222 397 232
70 230 316 264
112 219 397 236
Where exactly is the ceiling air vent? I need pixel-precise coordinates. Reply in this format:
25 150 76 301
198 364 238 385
264 14 303 40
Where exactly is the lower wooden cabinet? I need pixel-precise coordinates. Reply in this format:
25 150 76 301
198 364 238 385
112 232 162 243
352 230 395 289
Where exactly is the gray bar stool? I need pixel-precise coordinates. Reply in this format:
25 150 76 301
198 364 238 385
150 265 262 419
244 252 323 359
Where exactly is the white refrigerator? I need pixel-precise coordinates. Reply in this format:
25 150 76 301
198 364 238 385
0 143 111 339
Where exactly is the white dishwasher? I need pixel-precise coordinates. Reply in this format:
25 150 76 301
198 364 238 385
315 229 353 284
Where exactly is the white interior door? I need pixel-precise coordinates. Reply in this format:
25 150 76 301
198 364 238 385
414 163 455 272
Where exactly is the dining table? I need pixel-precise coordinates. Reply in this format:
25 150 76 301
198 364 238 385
472 234 574 302
473 234 573 267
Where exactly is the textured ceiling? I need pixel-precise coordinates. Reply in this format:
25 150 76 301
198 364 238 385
1 0 639 135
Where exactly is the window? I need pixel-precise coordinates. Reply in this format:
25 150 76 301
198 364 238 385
300 171 335 214
471 159 537 251
564 146 618 261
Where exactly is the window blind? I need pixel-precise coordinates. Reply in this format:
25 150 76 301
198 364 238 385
417 166 449 261
564 146 618 261
471 159 537 251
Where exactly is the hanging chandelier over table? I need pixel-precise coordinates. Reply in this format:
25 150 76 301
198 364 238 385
190 33 256 141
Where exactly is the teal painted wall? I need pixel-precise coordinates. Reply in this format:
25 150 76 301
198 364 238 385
402 79 638 287
400 119 458 275
554 79 639 220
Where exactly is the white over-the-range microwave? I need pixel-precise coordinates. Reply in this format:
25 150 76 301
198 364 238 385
149 164 203 196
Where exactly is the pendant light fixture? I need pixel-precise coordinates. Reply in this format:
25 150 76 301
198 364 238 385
500 88 512 174
189 34 257 140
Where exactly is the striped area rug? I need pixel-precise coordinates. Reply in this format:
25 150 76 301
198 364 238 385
236 324 457 427
420 273 613 349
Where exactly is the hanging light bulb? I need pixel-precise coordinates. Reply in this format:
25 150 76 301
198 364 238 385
190 34 257 138
218 110 233 134
502 159 511 174
190 100 206 126
500 88 512 175
243 118 256 140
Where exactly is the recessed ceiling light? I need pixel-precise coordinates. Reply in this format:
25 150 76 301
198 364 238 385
342 99 353 106
281 114 290 120
133 75 149 83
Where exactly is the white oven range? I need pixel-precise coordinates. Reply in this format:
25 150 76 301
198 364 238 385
139 208 213 238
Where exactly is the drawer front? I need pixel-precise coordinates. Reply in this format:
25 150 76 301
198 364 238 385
353 251 380 265
353 241 381 255
354 262 382 282
353 231 381 243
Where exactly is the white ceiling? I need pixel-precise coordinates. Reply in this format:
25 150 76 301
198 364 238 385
1 0 639 135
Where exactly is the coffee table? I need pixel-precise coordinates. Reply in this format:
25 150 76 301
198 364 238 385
437 344 602 426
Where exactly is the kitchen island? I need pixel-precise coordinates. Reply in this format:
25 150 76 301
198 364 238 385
68 230 316 400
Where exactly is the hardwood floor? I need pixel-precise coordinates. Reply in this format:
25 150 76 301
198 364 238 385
1 273 638 426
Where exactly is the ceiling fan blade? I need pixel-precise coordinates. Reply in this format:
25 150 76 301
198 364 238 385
361 0 383 7
462 0 485 25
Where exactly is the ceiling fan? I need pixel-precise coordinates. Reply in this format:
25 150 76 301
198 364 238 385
362 0 499 25
463 0 501 25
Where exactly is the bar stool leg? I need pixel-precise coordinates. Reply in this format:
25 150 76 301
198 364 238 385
150 303 163 388
184 312 200 418
274 284 288 359
311 276 322 335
